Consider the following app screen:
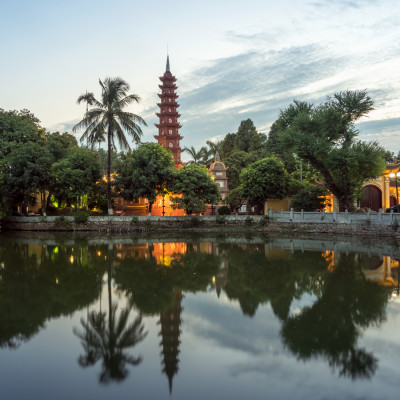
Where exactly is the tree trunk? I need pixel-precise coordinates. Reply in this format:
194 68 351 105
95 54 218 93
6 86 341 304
148 201 153 216
42 191 47 216
107 126 113 215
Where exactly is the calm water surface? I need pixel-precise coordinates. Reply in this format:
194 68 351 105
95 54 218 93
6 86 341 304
1 232 400 400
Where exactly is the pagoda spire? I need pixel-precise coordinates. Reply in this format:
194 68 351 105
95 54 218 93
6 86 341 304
154 56 183 168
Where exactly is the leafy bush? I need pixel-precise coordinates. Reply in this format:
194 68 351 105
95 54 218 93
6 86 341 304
130 216 139 225
54 216 73 229
190 216 202 227
73 211 89 224
259 215 270 226
292 185 329 212
245 216 253 226
217 206 231 215
216 215 226 224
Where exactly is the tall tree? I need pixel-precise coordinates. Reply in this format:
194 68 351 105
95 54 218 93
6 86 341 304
1 141 52 214
115 143 175 215
169 164 220 215
277 91 386 210
50 147 102 209
73 78 147 215
234 119 266 153
240 157 290 211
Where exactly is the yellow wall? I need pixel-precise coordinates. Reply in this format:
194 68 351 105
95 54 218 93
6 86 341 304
265 198 293 212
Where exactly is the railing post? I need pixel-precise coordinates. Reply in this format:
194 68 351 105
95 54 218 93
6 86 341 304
301 209 304 220
290 207 294 221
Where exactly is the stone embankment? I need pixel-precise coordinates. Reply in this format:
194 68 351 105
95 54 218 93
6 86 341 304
1 214 400 238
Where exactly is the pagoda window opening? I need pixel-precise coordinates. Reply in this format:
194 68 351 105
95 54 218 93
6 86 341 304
168 99 171 103
169 118 172 123
169 143 173 148
169 129 172 134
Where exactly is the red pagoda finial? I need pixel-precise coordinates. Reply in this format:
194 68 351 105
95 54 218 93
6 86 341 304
154 56 183 168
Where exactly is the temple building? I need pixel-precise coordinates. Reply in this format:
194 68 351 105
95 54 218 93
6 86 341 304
151 56 185 216
154 56 183 168
208 152 228 200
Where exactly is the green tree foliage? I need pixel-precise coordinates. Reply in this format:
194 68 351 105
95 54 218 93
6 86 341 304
277 90 386 210
218 119 269 190
291 184 329 211
240 157 290 206
220 133 237 159
50 147 102 208
224 186 245 214
0 109 43 158
73 77 147 214
45 131 78 161
1 141 53 213
115 143 175 215
169 164 220 215
234 119 266 152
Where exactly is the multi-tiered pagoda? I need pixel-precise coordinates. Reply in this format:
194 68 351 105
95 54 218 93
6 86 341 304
155 56 183 167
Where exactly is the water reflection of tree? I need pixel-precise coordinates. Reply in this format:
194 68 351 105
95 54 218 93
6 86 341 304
221 244 328 318
114 243 220 391
281 255 388 379
0 241 104 348
74 246 147 383
114 245 220 315
73 303 147 383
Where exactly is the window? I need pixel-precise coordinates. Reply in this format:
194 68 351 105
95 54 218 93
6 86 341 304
169 143 173 148
216 181 224 188
215 172 223 176
161 130 164 135
169 118 172 123
168 98 171 103
169 129 172 134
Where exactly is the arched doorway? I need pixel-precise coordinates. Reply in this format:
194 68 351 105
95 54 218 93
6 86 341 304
360 185 382 211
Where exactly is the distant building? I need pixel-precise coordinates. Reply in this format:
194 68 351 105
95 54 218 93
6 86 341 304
208 152 229 200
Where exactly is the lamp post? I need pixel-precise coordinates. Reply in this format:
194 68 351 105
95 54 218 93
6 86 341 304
389 171 400 212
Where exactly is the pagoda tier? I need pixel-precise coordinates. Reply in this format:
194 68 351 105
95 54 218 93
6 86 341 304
154 55 183 167
157 103 180 109
156 112 181 118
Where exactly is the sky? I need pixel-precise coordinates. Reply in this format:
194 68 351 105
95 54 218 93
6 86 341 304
1 0 399 160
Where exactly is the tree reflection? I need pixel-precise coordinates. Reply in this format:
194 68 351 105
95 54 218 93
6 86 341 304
0 240 104 348
74 245 148 384
281 254 388 379
73 303 147 383
221 244 328 318
114 243 219 315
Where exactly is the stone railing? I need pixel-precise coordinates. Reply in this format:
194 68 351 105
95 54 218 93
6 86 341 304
268 208 399 226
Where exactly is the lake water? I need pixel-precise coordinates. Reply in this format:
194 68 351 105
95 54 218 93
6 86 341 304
1 232 400 400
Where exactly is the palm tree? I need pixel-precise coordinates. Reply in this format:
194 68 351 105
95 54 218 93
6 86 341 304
183 146 207 165
73 78 147 215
